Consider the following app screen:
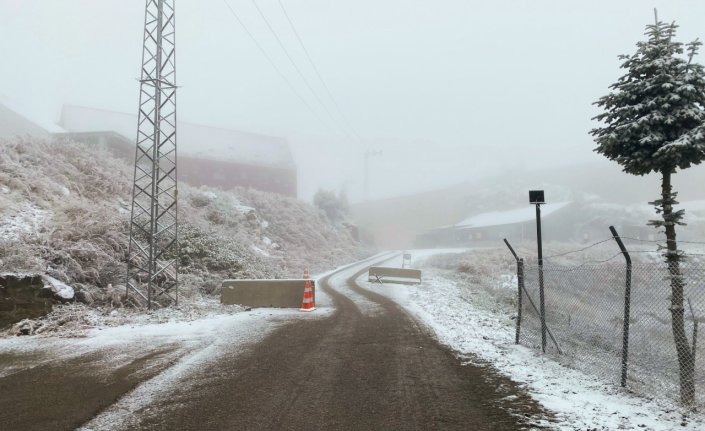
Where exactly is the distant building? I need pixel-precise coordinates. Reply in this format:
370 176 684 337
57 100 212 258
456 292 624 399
0 98 65 140
416 202 577 247
57 105 297 197
415 198 705 248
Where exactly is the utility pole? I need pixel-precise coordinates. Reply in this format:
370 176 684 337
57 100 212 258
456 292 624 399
126 0 179 309
364 149 382 201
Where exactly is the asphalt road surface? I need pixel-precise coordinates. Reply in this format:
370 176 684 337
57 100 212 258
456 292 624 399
0 256 547 430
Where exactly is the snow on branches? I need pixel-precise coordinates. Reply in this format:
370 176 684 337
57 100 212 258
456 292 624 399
591 17 705 175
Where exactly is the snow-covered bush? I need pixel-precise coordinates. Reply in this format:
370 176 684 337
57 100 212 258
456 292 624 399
0 138 131 288
313 189 349 222
238 187 366 274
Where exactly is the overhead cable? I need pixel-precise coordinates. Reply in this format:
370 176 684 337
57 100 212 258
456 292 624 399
250 0 351 139
277 0 364 141
221 0 338 135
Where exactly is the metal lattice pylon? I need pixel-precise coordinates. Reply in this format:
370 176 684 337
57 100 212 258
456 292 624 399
126 0 178 309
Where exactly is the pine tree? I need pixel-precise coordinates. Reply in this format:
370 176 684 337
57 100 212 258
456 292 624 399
591 10 705 407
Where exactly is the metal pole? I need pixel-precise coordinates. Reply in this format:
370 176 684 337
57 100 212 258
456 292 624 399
504 239 521 343
364 152 369 201
517 258 525 344
147 0 165 310
536 204 546 353
610 225 632 387
363 150 381 201
504 238 519 261
503 238 524 345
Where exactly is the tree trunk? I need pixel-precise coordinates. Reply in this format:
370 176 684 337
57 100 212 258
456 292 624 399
662 170 695 407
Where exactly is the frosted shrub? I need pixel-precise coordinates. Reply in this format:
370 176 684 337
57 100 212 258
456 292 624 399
0 138 366 314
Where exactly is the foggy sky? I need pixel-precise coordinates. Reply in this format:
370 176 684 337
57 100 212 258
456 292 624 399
2 0 705 202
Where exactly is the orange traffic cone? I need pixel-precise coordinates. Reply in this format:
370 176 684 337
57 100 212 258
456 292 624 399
300 271 316 312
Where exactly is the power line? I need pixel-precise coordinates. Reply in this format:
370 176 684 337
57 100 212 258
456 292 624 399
220 0 337 135
250 0 350 139
276 0 364 141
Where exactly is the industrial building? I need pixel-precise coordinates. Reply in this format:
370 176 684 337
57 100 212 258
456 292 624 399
57 105 298 197
0 101 298 197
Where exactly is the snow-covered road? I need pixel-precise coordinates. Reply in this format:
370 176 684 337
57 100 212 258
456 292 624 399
0 253 384 430
1 249 700 430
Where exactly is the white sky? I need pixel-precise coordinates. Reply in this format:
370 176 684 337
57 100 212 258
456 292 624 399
2 1 705 201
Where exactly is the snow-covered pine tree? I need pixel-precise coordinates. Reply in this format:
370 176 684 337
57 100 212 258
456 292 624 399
591 10 705 407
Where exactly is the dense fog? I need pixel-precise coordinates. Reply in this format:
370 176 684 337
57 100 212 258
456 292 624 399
2 0 705 206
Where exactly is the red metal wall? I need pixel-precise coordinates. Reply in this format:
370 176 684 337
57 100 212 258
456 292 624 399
178 156 297 197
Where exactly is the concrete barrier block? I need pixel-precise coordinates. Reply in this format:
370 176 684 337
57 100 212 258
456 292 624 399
368 267 422 285
220 279 315 308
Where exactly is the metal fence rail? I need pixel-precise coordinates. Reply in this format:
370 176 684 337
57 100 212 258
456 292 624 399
518 259 705 409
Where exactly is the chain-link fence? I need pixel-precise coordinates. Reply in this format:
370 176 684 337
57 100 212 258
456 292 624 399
516 257 705 409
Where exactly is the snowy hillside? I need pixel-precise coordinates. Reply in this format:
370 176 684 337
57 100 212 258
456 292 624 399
0 138 366 309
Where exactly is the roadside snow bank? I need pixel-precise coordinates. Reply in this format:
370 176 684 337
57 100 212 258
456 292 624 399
0 203 49 242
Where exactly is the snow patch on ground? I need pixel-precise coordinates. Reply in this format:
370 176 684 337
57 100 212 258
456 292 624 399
77 307 330 431
250 244 270 257
402 248 471 266
202 191 218 200
1 302 333 430
0 203 49 241
231 196 256 215
325 265 383 316
311 251 396 313
357 257 704 431
41 275 74 300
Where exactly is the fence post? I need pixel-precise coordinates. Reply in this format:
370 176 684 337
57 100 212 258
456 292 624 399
504 238 563 354
534 204 547 353
517 258 524 344
503 239 522 344
610 225 632 388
